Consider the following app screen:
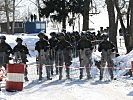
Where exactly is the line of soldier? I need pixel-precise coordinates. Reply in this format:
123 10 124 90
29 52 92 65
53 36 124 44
0 28 116 84
35 29 116 81
0 36 29 82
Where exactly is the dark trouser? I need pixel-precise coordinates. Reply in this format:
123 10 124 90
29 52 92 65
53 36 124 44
22 61 29 81
39 64 43 80
59 67 63 80
56 66 59 75
24 65 28 77
99 68 104 80
51 65 53 75
79 49 92 79
86 66 91 79
46 66 51 78
79 68 84 79
0 52 9 69
99 67 113 80
66 67 70 78
100 50 114 80
56 50 64 80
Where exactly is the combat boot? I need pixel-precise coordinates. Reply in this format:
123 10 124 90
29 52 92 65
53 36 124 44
87 76 92 80
47 77 52 80
99 76 103 80
56 68 59 75
79 68 83 79
79 75 83 79
99 69 104 80
66 74 70 79
39 74 42 80
59 75 62 80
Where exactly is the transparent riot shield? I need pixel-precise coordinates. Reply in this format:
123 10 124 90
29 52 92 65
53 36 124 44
13 51 22 63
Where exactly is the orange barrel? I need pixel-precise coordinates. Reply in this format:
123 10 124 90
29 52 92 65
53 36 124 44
6 64 25 91
131 61 133 72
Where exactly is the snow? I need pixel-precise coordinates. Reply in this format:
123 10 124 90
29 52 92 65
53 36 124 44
1 0 133 99
0 32 133 100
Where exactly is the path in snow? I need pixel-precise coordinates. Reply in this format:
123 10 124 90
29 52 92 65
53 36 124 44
1 76 133 100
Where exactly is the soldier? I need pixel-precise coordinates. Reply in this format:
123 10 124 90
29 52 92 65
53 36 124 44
35 32 52 80
33 14 37 22
98 34 116 80
55 33 72 80
49 32 59 75
30 14 33 22
12 38 29 81
77 32 93 79
0 35 12 69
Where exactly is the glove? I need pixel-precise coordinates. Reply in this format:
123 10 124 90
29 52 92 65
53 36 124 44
111 48 115 52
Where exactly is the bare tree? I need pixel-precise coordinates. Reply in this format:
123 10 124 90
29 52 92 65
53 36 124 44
105 0 118 49
129 0 133 51
12 0 15 34
114 0 133 52
4 0 10 34
82 0 91 31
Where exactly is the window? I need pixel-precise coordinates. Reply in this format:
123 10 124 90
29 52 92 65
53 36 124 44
15 23 23 28
36 23 46 29
36 23 41 29
41 23 45 29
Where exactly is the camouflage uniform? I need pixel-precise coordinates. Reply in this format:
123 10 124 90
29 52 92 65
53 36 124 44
35 33 52 80
13 38 29 81
55 33 72 80
49 32 59 75
98 37 116 80
0 36 12 69
77 34 93 79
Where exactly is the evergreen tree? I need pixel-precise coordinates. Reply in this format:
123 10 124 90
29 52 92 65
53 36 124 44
40 0 93 31
40 0 69 30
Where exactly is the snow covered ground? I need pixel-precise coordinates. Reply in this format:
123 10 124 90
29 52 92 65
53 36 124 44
0 33 133 100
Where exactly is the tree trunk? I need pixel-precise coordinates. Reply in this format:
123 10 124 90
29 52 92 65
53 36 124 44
106 0 117 48
114 0 132 53
129 0 133 51
72 12 75 32
82 0 90 31
12 0 15 34
62 17 66 31
5 0 10 34
62 0 66 31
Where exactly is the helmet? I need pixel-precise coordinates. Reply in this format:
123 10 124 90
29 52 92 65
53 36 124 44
16 38 23 42
0 35 6 40
58 32 64 37
81 32 86 37
50 32 56 36
102 34 108 40
38 32 44 37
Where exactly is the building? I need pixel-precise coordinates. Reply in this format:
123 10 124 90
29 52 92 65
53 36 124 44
0 21 46 34
0 21 24 34
24 21 46 34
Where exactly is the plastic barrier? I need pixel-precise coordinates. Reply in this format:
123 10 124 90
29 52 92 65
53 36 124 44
6 64 25 91
0 68 5 80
